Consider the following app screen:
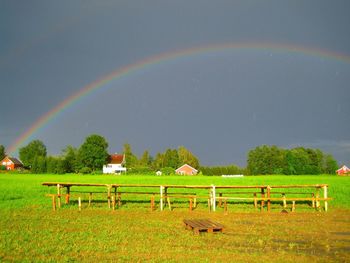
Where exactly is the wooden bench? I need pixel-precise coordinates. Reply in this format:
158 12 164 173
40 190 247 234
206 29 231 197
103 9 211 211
164 194 213 211
217 192 316 208
46 192 158 211
183 219 224 234
45 193 72 210
217 196 332 213
115 192 159 211
72 191 158 210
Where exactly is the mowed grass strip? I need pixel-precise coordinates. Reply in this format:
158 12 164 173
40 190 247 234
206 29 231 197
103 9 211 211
0 174 349 262
0 174 349 209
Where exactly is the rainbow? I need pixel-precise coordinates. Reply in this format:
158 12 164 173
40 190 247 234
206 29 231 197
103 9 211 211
8 42 350 155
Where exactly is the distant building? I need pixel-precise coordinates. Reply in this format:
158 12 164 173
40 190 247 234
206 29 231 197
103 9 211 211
175 164 198 175
336 165 350 176
1 156 23 171
156 170 162 176
103 154 126 174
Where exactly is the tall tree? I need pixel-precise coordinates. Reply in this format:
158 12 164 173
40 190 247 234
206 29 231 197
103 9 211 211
153 152 165 170
31 156 47 174
19 140 47 167
78 134 109 171
139 150 151 166
46 156 59 174
178 146 200 169
123 143 138 168
286 147 310 175
61 145 79 173
247 145 274 175
0 145 5 160
163 148 180 168
56 159 67 174
322 154 338 174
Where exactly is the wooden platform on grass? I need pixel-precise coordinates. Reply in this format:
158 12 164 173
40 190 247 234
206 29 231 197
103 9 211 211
183 219 224 234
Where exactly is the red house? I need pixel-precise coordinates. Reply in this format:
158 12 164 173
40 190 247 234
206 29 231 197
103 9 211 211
175 164 198 175
336 165 350 176
1 156 23 171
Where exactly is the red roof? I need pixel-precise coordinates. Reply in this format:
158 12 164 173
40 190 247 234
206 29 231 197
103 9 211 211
336 165 350 174
1 156 23 166
175 164 198 175
8 157 23 165
109 154 125 164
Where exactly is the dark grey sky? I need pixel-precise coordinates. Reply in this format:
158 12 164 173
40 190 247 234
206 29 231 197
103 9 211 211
1 1 349 166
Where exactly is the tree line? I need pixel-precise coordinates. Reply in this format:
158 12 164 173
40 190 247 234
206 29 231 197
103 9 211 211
1 135 338 175
199 165 245 176
247 145 338 175
0 134 201 174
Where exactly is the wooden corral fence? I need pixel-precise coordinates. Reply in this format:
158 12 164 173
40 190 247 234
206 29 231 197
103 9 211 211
42 182 331 212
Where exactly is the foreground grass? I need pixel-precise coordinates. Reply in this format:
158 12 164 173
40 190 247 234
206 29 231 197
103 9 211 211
0 174 349 262
1 209 349 262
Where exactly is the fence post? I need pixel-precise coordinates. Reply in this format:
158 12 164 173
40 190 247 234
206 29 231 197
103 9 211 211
282 193 287 208
267 186 271 212
107 185 111 209
66 186 70 204
211 185 216 212
160 186 164 211
112 195 115 210
52 195 56 211
316 188 320 210
253 193 257 209
260 187 265 211
323 185 328 212
118 192 122 207
57 184 61 208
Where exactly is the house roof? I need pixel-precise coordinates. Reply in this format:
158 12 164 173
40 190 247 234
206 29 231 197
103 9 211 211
2 156 23 165
336 165 350 172
109 154 125 164
175 164 198 172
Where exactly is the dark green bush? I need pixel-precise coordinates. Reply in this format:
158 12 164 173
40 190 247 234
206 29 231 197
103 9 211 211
161 167 175 175
80 167 92 174
127 166 154 174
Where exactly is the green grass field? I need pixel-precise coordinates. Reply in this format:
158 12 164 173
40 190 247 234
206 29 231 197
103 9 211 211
0 174 349 262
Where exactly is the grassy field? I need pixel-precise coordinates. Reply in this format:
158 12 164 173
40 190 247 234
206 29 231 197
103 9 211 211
0 174 349 262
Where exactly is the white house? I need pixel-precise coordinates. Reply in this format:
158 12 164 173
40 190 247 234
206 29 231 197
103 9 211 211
103 154 126 174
